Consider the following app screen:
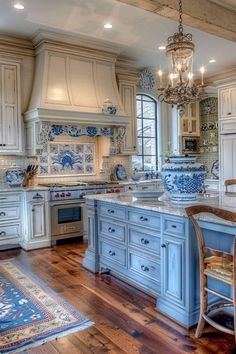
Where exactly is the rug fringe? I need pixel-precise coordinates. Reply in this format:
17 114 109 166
10 320 94 354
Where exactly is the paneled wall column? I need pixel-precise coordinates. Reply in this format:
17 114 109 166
117 73 139 155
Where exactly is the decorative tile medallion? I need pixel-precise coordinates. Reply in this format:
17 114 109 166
39 143 95 175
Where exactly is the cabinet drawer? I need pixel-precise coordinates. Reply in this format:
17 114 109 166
0 205 20 221
129 251 160 281
99 219 125 242
220 118 236 134
100 240 126 267
99 203 126 220
128 209 160 229
0 223 21 240
163 217 185 237
128 228 161 255
0 193 21 203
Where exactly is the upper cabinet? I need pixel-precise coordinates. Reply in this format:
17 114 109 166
180 102 200 136
0 61 23 154
219 86 236 119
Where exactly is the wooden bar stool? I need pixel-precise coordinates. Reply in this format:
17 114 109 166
225 179 236 193
185 205 236 340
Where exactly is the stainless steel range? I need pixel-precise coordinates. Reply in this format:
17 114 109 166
39 181 123 244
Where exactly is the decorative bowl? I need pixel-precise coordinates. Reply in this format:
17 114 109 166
161 155 206 202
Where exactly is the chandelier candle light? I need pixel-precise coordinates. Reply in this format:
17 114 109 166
157 0 205 116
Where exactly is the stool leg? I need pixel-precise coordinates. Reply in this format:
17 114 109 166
195 275 207 338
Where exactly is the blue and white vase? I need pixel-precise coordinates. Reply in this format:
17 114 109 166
102 98 117 115
161 156 206 202
5 166 25 187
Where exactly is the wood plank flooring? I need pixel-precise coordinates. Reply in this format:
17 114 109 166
1 242 236 354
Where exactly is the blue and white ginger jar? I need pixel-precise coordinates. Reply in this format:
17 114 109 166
161 156 206 202
102 98 117 115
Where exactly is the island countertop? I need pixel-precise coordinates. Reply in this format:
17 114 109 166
85 191 236 226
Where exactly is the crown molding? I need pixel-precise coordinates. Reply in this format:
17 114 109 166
32 30 125 57
0 33 34 57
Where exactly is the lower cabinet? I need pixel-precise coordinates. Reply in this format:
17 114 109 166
0 192 22 249
22 190 51 250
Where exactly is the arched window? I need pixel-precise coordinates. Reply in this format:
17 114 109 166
133 94 158 171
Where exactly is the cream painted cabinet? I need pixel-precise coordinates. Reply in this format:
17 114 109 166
0 62 22 154
219 86 236 118
181 102 199 136
220 134 236 191
118 74 138 154
22 191 51 250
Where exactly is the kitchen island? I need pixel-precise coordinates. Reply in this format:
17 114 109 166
83 192 236 328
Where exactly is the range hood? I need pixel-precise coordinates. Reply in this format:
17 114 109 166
24 32 129 126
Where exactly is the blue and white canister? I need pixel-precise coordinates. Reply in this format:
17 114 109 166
102 98 117 115
161 156 206 202
5 166 25 187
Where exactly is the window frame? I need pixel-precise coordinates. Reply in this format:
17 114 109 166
136 94 158 171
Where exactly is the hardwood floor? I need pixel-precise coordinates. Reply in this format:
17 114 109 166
1 242 236 354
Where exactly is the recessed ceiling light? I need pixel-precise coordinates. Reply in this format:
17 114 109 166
158 45 166 50
14 3 24 10
104 23 112 29
209 59 216 63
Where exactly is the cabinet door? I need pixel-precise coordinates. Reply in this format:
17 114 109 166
180 102 199 136
31 203 46 238
230 87 236 117
0 63 22 153
220 134 236 191
220 88 230 118
118 76 137 154
162 235 185 306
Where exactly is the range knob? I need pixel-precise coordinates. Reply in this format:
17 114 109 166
115 188 120 193
80 192 86 198
66 192 71 197
60 192 65 197
55 193 60 198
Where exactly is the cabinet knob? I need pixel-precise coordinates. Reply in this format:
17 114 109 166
108 227 115 233
228 112 232 115
0 231 6 236
141 238 149 245
32 209 35 212
161 242 169 248
141 265 149 272
109 250 116 256
140 216 148 221
108 209 115 214
0 212 6 216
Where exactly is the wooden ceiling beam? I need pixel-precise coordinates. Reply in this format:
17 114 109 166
115 0 236 42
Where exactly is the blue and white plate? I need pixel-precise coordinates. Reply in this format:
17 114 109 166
211 160 219 179
114 164 127 180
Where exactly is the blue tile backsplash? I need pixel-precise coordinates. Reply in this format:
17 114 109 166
39 143 95 175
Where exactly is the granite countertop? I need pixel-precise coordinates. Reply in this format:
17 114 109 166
85 191 236 227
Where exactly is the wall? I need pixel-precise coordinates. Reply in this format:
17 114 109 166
197 97 219 179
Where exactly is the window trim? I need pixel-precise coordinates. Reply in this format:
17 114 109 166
136 94 158 171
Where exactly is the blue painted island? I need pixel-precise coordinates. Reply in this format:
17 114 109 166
83 192 236 328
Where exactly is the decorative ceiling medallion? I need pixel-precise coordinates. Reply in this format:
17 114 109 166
139 69 155 90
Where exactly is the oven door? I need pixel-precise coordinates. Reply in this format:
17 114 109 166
51 201 84 239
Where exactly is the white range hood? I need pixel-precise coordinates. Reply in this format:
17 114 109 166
24 31 129 126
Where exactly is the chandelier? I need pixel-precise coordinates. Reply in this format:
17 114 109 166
157 0 205 116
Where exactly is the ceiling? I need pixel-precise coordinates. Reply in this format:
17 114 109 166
210 0 236 11
2 0 236 78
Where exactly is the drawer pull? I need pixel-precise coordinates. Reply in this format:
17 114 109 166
108 227 115 233
161 242 169 248
0 198 7 200
171 225 177 228
33 193 43 200
109 250 116 256
141 238 149 245
0 231 6 236
228 112 232 115
108 209 115 214
141 265 149 272
0 212 6 216
140 216 148 222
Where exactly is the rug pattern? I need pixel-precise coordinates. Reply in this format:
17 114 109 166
0 260 92 353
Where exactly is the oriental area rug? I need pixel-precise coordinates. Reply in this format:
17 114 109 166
0 260 93 353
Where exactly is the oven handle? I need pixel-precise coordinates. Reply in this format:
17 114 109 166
50 200 85 207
